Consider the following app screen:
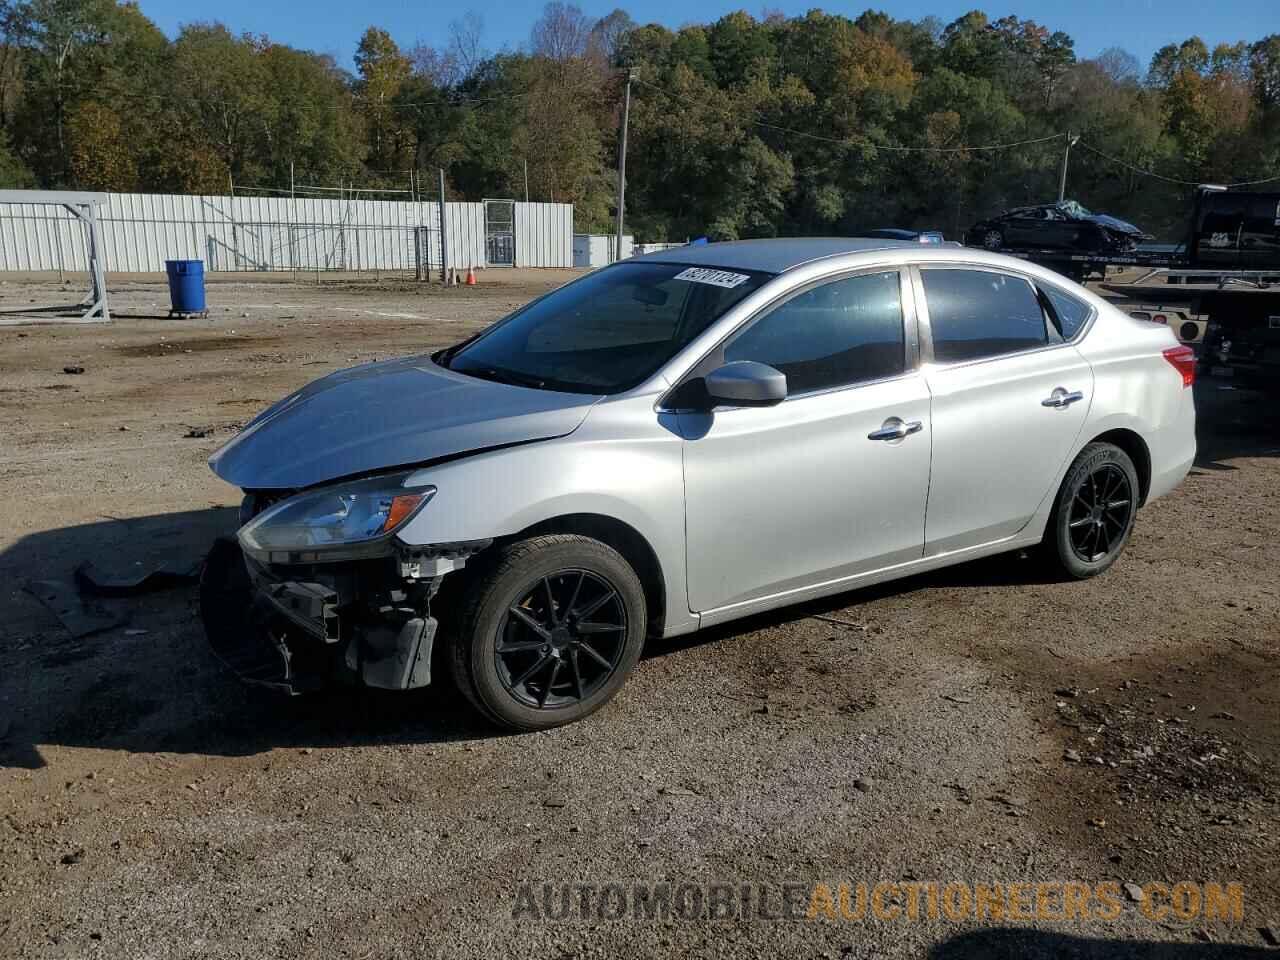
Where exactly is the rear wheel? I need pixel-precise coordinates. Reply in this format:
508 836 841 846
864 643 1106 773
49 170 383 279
448 535 646 731
1042 442 1139 579
981 228 1005 250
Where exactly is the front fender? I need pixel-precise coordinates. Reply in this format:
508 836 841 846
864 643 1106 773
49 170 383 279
394 399 695 636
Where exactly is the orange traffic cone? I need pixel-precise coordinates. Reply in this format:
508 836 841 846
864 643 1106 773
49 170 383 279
465 265 477 286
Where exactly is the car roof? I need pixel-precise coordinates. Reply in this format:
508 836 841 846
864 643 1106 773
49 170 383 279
627 237 1107 303
631 237 920 274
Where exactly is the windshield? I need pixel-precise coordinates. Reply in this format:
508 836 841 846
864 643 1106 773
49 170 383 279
1057 200 1092 218
439 261 771 394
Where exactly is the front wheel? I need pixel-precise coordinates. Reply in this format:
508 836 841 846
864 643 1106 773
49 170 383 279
448 535 647 731
1042 442 1140 579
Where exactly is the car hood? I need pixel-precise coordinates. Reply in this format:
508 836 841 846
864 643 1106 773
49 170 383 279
209 355 600 490
1085 213 1146 236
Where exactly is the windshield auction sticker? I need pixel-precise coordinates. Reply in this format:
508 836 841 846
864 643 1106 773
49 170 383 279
673 267 751 289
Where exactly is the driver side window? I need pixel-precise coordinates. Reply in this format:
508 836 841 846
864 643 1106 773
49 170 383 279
723 271 907 395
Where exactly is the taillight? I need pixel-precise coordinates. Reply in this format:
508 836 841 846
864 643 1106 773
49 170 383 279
1153 313 1167 325
1163 345 1196 387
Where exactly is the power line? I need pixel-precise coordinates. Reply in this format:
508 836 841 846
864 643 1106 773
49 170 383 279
1075 140 1280 188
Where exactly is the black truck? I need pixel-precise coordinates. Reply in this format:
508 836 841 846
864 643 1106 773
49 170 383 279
1188 187 1280 270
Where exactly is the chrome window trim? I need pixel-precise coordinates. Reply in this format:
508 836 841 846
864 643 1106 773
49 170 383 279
910 262 1098 371
657 265 919 411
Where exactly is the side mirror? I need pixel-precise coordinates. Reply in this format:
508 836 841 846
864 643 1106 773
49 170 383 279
704 361 787 408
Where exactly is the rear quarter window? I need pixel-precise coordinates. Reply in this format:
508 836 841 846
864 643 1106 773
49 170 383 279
1039 285 1092 340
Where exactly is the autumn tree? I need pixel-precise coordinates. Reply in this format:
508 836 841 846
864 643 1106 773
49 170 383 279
0 0 1275 245
68 100 134 189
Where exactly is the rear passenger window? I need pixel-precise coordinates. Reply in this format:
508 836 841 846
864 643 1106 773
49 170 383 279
1040 285 1091 339
922 269 1048 363
724 271 905 394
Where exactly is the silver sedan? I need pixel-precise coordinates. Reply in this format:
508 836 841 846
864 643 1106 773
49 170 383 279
202 239 1197 730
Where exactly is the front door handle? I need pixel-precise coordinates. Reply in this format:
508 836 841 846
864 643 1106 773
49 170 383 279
868 418 923 442
1041 388 1085 409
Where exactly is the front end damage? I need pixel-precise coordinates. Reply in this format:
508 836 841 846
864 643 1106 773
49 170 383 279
200 511 488 694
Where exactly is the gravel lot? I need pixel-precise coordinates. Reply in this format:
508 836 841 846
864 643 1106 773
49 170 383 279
1 271 1277 959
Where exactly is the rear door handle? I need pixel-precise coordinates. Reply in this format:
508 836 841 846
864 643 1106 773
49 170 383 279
868 418 923 442
1041 388 1085 409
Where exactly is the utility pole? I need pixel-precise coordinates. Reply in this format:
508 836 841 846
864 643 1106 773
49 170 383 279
289 161 297 279
615 68 637 263
523 159 530 203
1057 132 1080 203
438 168 449 284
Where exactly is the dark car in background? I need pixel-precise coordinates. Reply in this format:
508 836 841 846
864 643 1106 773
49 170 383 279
966 201 1149 254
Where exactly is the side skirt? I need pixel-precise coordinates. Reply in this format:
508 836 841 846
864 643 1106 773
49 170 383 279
695 532 1044 629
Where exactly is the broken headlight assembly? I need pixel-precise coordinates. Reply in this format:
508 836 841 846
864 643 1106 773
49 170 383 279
238 473 436 564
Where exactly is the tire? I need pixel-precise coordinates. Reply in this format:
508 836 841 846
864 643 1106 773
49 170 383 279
981 228 1004 250
1042 442 1140 579
448 534 647 731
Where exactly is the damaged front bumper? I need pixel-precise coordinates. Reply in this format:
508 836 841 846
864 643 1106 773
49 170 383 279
199 535 487 694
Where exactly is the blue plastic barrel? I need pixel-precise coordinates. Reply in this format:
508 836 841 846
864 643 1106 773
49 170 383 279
165 259 206 313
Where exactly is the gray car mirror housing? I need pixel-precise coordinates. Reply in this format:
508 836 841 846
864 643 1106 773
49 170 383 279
704 361 788 408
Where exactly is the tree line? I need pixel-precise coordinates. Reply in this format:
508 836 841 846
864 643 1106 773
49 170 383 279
0 0 1277 241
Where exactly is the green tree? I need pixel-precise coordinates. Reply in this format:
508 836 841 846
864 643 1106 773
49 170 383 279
355 26 411 174
262 43 363 185
0 124 32 184
1250 35 1280 108
165 25 274 187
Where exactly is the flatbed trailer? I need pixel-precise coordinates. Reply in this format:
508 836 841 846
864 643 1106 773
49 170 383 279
991 247 1184 277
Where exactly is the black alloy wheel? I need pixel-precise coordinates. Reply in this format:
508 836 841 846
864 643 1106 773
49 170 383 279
495 570 627 709
448 534 647 731
1066 462 1133 563
1044 442 1140 579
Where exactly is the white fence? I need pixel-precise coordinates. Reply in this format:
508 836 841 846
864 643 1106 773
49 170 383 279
0 192 574 273
574 233 635 267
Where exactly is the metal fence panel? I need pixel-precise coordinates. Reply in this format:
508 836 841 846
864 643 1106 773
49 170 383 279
438 202 486 271
0 192 573 272
518 203 574 267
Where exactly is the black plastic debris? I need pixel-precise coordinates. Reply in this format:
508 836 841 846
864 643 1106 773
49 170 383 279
24 579 128 638
74 560 201 597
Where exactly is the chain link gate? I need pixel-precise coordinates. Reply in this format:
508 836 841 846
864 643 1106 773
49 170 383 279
484 199 515 267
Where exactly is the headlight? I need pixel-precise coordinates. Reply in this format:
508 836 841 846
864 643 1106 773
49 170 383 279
238 473 435 563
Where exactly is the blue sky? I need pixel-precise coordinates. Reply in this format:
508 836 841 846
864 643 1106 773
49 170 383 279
139 0 1278 74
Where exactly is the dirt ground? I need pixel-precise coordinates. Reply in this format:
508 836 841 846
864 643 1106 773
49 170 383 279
0 271 1277 959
